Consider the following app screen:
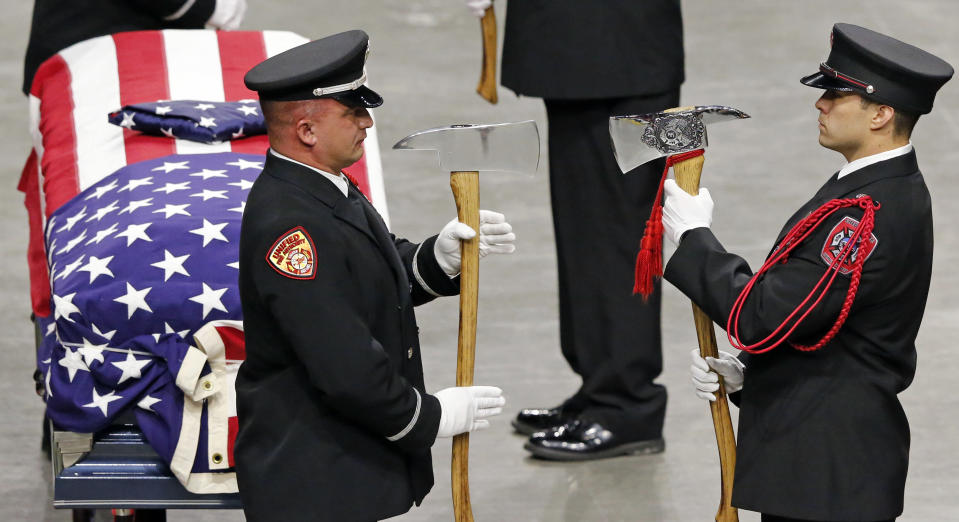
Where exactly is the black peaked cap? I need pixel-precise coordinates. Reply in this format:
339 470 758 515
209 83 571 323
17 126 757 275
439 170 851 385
801 23 953 114
244 29 383 107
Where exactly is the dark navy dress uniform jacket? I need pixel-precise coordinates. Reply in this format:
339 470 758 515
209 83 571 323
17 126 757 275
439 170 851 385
665 151 931 520
234 153 459 521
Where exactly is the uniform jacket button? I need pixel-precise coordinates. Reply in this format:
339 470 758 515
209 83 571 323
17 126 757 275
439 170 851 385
407 347 414 359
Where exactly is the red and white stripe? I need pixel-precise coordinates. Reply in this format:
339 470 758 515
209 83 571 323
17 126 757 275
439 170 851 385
27 29 386 216
22 29 388 316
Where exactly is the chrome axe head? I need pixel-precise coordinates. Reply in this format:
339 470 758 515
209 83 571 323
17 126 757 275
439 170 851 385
609 105 749 173
392 120 540 174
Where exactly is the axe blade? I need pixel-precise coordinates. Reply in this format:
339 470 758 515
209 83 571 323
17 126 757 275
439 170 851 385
609 105 749 173
393 120 540 174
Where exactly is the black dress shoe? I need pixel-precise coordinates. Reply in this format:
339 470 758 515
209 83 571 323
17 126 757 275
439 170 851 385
512 406 576 435
523 419 665 461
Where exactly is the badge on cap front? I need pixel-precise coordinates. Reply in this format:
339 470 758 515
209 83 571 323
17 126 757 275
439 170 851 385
267 226 316 279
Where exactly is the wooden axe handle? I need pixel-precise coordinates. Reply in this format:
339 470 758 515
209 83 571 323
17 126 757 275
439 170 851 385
476 7 498 104
450 171 480 522
673 156 739 522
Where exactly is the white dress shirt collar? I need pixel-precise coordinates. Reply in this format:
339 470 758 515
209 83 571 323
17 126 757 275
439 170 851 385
270 149 349 197
837 142 913 180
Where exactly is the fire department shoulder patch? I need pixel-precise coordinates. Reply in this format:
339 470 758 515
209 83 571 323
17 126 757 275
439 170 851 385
820 216 878 275
267 226 317 279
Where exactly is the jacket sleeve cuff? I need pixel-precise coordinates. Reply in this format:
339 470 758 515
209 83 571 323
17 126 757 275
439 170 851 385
165 0 216 26
412 236 460 298
387 389 441 452
663 227 721 304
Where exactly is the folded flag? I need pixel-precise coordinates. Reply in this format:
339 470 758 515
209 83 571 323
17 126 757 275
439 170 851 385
108 100 266 144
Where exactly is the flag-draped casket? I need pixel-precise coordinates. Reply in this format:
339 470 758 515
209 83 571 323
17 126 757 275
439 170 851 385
22 29 388 493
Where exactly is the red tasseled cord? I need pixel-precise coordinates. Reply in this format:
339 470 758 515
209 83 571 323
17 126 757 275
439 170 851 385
727 196 880 353
633 149 705 299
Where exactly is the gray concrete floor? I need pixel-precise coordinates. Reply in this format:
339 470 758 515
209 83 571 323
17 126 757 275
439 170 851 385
2 1 959 520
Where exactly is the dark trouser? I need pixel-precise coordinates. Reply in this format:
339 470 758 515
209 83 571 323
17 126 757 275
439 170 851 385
543 88 680 440
760 513 896 522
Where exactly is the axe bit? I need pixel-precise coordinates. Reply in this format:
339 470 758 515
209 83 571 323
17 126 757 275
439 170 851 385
610 105 749 522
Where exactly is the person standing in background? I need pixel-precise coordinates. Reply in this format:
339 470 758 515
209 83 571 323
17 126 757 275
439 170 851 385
464 0 685 460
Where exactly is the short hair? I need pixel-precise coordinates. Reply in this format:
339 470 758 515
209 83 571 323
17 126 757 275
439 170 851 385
859 96 920 139
260 99 328 141
260 99 293 129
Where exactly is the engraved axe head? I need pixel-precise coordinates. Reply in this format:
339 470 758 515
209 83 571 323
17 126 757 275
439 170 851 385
392 120 539 174
609 106 749 173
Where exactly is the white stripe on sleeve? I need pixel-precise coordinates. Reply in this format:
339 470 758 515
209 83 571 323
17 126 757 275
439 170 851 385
386 388 422 442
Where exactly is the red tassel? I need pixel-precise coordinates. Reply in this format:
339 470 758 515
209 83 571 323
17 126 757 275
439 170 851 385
633 206 664 298
632 149 705 299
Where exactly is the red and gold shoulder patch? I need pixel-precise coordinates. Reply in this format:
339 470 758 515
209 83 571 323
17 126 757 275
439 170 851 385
266 227 316 279
821 216 878 275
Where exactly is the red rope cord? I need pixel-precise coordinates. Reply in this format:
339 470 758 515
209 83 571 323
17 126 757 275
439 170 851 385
726 196 879 354
632 149 705 298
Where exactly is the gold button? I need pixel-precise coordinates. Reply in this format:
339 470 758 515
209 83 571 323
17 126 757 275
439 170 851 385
203 380 213 391
407 347 414 359
211 453 223 464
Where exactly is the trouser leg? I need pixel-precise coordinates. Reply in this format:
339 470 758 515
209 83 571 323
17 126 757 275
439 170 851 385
544 88 679 439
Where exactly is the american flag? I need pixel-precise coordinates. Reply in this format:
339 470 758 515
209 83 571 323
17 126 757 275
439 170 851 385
107 100 267 144
21 29 388 319
37 152 262 492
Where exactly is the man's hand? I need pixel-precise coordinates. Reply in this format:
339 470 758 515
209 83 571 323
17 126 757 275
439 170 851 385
463 0 492 17
207 0 247 30
662 179 714 246
434 386 505 438
434 210 516 276
690 348 745 402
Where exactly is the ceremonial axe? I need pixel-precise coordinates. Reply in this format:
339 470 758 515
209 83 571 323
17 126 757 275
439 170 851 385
610 106 748 522
394 120 539 522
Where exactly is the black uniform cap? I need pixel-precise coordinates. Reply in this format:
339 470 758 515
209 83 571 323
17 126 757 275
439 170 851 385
801 23 953 114
244 29 383 108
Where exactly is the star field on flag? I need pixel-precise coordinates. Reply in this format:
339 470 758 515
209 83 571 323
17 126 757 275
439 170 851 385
40 152 259 433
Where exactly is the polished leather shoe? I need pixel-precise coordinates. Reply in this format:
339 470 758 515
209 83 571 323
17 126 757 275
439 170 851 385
523 419 664 461
512 406 576 435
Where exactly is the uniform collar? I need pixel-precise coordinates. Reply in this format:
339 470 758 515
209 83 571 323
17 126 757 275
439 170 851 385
269 148 349 197
837 142 913 179
772 149 920 257
263 150 347 211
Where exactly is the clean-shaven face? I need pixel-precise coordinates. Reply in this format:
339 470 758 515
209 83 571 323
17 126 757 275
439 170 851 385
814 89 874 160
309 99 373 173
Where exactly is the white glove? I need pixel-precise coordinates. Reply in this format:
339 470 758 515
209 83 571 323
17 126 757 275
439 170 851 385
690 348 745 402
434 386 505 438
434 210 516 276
464 0 492 17
207 0 247 30
662 179 714 246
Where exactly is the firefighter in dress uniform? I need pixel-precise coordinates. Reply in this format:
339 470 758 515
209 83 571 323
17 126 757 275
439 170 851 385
234 30 515 521
666 24 952 522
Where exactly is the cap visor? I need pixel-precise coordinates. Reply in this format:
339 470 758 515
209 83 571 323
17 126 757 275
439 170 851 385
329 85 383 108
800 72 854 91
